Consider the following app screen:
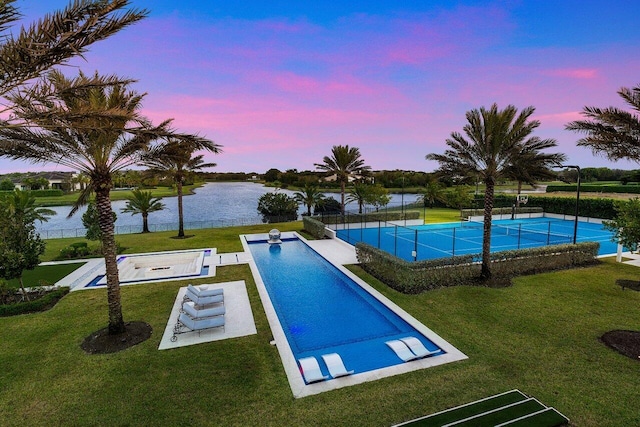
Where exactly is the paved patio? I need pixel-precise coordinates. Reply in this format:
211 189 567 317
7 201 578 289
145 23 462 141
158 280 257 350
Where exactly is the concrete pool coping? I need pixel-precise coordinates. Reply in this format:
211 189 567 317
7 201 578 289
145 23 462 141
241 231 468 398
60 248 220 291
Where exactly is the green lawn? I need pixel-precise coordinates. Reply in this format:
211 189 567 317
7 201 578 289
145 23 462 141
5 262 84 290
34 183 203 206
2 224 639 426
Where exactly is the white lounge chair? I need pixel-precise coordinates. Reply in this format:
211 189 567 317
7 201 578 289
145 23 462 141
187 284 223 298
298 357 329 384
184 287 224 307
182 301 225 319
386 339 420 362
171 312 225 341
400 337 440 358
321 353 354 378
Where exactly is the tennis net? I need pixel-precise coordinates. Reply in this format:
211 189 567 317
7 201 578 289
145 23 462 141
463 220 573 245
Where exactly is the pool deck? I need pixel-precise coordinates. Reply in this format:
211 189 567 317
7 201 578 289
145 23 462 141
158 281 257 350
305 237 358 265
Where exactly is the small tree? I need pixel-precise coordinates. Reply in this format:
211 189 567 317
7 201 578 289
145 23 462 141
121 189 165 233
442 186 474 210
365 184 391 212
0 191 52 300
0 178 14 191
604 198 640 252
257 192 298 223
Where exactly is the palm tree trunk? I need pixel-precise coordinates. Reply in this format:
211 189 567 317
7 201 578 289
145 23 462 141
516 181 523 208
481 178 495 280
340 180 346 215
142 213 149 233
95 186 125 334
307 203 312 216
177 180 185 238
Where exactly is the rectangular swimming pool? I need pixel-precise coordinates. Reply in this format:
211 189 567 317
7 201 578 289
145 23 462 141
244 232 466 397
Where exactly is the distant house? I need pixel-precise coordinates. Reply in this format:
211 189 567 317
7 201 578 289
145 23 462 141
322 173 373 183
2 171 80 191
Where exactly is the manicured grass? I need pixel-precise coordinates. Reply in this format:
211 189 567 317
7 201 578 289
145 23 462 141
2 224 639 426
34 183 203 206
41 221 304 262
5 262 84 290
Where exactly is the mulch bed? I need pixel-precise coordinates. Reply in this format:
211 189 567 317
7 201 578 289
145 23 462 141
81 321 153 354
600 330 640 361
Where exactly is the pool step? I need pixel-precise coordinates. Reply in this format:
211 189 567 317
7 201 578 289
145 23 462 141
395 390 568 427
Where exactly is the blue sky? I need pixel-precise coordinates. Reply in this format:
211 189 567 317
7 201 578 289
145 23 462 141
5 0 640 173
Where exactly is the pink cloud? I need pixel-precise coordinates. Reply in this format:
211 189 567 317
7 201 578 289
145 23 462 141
543 68 600 79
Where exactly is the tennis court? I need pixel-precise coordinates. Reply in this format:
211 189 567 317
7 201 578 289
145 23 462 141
336 217 618 262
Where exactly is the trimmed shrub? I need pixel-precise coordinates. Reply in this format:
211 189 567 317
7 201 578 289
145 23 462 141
546 184 640 194
356 241 599 294
0 287 69 316
461 206 543 219
476 194 617 219
303 216 326 239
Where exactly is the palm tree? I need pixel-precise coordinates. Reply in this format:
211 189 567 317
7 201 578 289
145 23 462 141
346 182 371 214
294 183 325 216
142 137 221 238
566 84 640 162
427 104 561 280
0 70 177 335
315 145 371 215
121 189 165 233
418 180 445 208
0 0 147 96
506 141 566 207
3 189 56 224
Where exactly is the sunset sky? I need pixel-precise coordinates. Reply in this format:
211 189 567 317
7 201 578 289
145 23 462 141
6 0 640 174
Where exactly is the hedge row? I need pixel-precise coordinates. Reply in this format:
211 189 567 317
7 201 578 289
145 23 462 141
315 211 421 225
547 184 640 194
356 241 600 294
302 216 326 239
0 287 70 317
478 194 617 219
461 206 543 219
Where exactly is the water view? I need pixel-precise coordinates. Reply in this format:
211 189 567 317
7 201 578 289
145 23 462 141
37 182 418 238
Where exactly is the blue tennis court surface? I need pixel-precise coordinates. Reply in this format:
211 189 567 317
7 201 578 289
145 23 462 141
336 217 618 262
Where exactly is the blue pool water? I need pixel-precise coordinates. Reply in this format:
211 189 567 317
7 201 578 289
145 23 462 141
337 217 619 262
248 237 444 377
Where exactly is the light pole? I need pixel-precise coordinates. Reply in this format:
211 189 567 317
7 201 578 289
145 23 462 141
401 171 405 224
561 165 581 244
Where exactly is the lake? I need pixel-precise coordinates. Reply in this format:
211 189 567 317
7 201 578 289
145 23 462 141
36 182 420 238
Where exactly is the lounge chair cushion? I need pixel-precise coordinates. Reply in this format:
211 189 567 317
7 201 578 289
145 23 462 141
183 301 225 319
187 284 224 298
298 357 328 384
399 337 439 359
386 339 419 362
321 353 354 378
185 288 224 306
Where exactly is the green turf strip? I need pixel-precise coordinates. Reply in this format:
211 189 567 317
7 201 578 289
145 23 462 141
497 408 569 427
401 390 527 426
449 399 546 426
